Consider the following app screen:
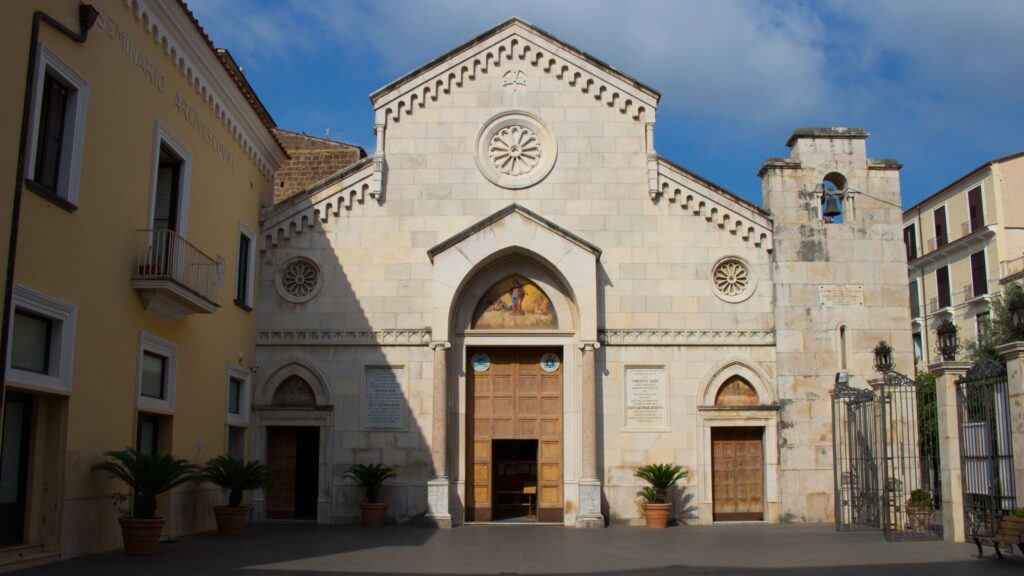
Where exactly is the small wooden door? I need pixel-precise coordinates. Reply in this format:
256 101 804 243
267 427 297 519
467 348 562 522
712 427 764 521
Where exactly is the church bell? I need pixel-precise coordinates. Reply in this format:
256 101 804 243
822 193 843 219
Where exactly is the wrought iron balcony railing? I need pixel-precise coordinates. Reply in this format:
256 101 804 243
132 229 219 318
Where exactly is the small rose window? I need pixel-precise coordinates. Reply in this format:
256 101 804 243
711 257 755 303
276 257 322 303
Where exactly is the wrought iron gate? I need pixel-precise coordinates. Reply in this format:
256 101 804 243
832 381 881 531
832 373 943 540
955 360 1017 544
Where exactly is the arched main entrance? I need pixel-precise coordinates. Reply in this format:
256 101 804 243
455 265 576 522
426 204 603 528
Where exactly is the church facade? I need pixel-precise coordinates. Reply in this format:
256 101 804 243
254 19 913 527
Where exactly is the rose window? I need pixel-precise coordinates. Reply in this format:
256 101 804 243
276 258 322 303
713 260 749 297
489 126 542 176
475 110 556 189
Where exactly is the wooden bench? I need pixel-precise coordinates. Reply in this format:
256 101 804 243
975 516 1024 559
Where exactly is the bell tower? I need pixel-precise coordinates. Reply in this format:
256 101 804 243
759 127 913 522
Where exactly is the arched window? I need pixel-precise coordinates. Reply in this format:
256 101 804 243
821 172 847 224
715 376 759 407
272 375 316 408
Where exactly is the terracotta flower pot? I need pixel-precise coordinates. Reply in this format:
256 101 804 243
118 517 165 556
905 505 933 532
641 503 673 529
213 505 251 536
359 502 388 527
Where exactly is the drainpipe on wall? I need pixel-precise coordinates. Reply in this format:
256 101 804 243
0 4 99 435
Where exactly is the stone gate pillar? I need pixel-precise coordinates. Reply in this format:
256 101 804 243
426 341 452 528
929 360 971 542
577 341 604 528
996 342 1024 507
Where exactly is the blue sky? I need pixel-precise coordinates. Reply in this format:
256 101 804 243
190 0 1024 208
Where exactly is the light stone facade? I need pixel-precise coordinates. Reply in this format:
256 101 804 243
254 19 912 526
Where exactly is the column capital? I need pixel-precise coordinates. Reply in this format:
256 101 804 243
996 341 1024 361
579 340 601 351
927 360 972 379
430 341 451 350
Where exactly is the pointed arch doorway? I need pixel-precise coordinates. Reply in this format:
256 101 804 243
253 361 334 523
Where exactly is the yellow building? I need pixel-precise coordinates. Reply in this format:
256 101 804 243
0 0 285 563
903 152 1024 366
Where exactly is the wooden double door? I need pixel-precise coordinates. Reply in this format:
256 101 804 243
266 426 319 520
467 348 563 522
712 427 764 521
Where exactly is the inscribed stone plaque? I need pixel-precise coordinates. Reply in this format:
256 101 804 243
363 366 407 430
625 367 669 430
819 285 864 307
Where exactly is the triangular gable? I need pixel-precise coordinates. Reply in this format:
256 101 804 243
371 18 660 125
428 203 601 262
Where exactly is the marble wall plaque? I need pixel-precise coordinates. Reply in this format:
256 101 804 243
363 366 407 430
819 285 864 307
625 366 669 431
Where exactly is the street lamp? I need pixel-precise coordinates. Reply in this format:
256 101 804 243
1010 298 1024 339
873 340 894 374
934 319 960 362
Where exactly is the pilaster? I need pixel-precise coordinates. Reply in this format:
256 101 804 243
426 341 452 528
577 341 604 528
928 360 971 542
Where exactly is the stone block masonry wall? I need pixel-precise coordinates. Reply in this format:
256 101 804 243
273 129 365 203
761 129 913 522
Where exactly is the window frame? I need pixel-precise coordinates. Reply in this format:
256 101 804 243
967 186 984 233
226 364 251 426
235 222 256 309
970 250 988 298
933 205 948 249
5 284 77 394
147 123 192 236
936 265 952 309
909 279 921 319
25 43 89 208
903 223 918 260
137 332 177 414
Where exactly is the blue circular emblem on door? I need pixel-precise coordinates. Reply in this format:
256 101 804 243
540 352 560 373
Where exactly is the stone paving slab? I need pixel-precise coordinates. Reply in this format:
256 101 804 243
25 523 1023 575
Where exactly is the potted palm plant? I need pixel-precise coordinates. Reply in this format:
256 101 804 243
345 463 396 527
635 463 688 529
92 448 199 555
201 455 274 536
905 489 934 532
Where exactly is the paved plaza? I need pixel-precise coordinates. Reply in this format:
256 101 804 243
22 523 1022 575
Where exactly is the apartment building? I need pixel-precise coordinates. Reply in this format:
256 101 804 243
903 152 1024 365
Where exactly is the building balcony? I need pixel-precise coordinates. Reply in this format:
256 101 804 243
1002 253 1024 282
132 229 220 321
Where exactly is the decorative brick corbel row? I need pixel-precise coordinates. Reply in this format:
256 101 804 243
656 158 774 253
374 28 658 126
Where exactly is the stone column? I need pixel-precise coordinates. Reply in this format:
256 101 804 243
426 341 452 528
929 360 971 542
577 341 604 528
997 342 1024 507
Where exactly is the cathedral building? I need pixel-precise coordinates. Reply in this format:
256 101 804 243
254 18 913 527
